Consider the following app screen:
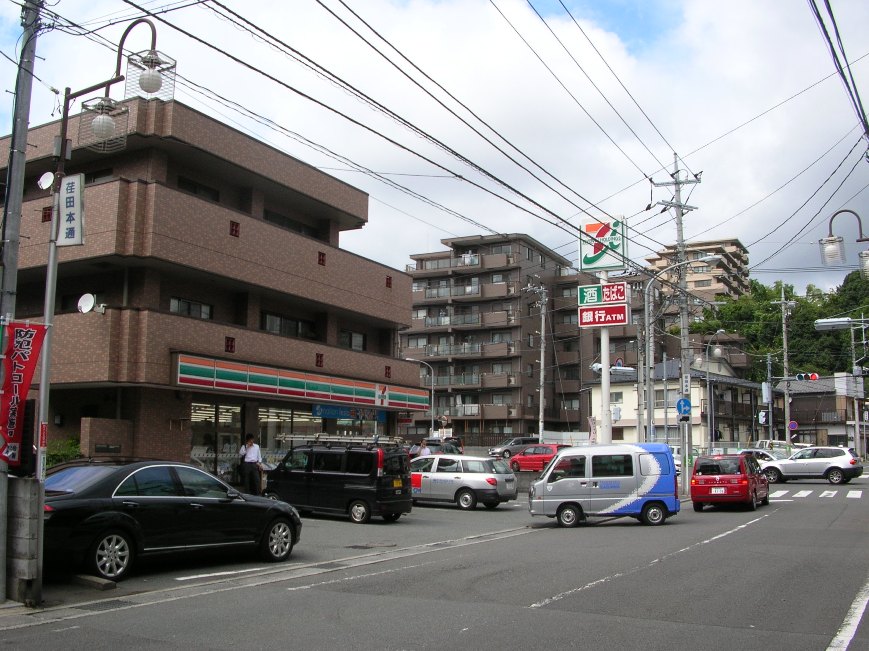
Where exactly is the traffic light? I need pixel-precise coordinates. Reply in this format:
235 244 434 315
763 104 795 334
795 372 819 381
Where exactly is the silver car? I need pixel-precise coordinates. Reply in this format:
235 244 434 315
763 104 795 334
410 454 518 509
760 446 863 484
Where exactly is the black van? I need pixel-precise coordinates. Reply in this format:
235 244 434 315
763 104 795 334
264 436 412 523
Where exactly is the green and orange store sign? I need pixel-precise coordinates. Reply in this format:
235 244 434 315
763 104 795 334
175 354 429 411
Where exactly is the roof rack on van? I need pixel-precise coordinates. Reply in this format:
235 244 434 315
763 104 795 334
274 433 406 447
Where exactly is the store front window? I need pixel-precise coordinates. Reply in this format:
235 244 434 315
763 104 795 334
190 402 242 482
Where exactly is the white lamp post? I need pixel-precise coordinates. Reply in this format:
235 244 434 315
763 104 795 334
406 358 435 439
818 209 869 279
705 329 725 453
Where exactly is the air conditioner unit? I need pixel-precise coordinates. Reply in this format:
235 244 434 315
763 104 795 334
508 375 516 385
507 285 515 294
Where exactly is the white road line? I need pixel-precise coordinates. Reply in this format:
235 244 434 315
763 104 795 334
769 490 789 498
820 490 837 498
175 567 270 581
826 570 869 650
846 490 862 499
529 513 772 609
793 490 813 498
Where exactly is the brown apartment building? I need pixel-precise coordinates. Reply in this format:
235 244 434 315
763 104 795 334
0 98 426 474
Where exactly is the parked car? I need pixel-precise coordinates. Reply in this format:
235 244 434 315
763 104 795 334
409 439 462 456
44 459 302 581
265 436 412 523
690 454 769 511
410 454 518 509
760 446 863 485
488 436 540 458
509 443 568 472
738 448 789 463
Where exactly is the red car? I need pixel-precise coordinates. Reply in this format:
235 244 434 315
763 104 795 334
509 444 568 472
690 453 770 511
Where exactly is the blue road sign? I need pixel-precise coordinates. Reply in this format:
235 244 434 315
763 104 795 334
676 398 692 416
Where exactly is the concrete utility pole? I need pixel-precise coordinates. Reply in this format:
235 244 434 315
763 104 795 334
772 286 795 441
0 0 43 603
523 282 548 442
652 153 699 492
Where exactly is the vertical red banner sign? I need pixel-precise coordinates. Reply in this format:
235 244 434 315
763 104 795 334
0 323 47 466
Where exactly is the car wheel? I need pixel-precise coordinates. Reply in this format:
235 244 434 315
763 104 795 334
483 502 499 509
692 501 703 512
382 513 401 522
349 500 371 523
456 489 477 510
748 492 758 511
827 468 846 484
510 461 520 472
260 518 294 562
88 530 134 581
502 450 511 459
764 468 782 484
557 504 581 528
761 492 770 505
640 502 666 526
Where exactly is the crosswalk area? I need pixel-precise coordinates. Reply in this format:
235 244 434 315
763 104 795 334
768 488 863 500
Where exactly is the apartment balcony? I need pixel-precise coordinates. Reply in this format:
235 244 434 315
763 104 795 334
553 322 580 337
481 341 515 358
559 408 582 422
481 404 510 419
553 295 579 311
406 254 480 277
482 311 514 327
554 350 581 365
555 379 582 393
426 342 482 359
444 374 481 389
482 373 514 388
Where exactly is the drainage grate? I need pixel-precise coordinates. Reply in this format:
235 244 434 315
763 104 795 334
74 599 134 611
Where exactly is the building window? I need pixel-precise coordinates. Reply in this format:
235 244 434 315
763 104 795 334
492 273 505 283
385 275 392 288
229 221 240 237
224 336 235 353
178 176 219 202
41 206 52 223
171 297 212 320
263 209 318 237
492 393 510 405
610 391 623 404
526 363 533 377
492 362 508 374
407 335 427 349
84 168 112 184
694 279 712 288
339 330 366 351
560 312 578 324
318 251 326 266
562 399 580 410
261 312 316 339
412 308 427 320
491 331 511 344
384 365 391 378
315 353 324 367
561 286 577 297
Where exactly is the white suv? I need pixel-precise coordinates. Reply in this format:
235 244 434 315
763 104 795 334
760 446 863 485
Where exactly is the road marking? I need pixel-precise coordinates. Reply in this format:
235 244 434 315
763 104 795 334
846 490 862 499
826 570 869 650
793 490 813 498
769 490 789 498
819 490 837 498
529 513 773 609
175 567 270 581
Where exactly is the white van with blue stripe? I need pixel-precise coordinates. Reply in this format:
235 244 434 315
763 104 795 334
528 442 680 527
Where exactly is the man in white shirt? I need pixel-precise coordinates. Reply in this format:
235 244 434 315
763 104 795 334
239 433 263 495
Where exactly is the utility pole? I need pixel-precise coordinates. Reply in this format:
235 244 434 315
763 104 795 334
772 286 795 441
0 0 43 603
766 353 774 439
524 282 548 442
652 153 699 492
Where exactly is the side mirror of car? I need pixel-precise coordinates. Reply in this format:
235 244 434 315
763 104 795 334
226 488 242 500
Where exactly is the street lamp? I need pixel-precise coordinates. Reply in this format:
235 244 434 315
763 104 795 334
818 209 869 279
29 19 174 605
643 254 721 439
813 317 866 457
705 329 725 453
405 358 435 439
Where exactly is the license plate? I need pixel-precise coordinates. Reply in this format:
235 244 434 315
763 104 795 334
711 487 726 494
505 477 515 483
393 479 402 488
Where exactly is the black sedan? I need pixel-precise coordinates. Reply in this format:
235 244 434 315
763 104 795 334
44 459 302 581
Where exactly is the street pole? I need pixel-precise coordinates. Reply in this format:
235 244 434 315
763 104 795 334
0 0 43 604
705 329 724 453
774 285 795 442
537 286 546 442
599 272 612 444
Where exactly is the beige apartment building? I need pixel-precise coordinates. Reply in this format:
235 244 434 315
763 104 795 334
1 98 426 471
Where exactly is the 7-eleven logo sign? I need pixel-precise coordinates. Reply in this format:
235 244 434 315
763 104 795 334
579 219 626 271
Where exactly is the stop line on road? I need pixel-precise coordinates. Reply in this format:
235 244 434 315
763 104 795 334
768 488 863 500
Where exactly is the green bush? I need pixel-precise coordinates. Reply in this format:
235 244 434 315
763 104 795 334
46 437 83 467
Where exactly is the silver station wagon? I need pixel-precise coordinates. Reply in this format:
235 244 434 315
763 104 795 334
410 454 518 510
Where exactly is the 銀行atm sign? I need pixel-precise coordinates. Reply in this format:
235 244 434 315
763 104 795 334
579 304 630 328
578 282 627 306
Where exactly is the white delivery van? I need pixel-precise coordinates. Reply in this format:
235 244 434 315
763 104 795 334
528 442 680 527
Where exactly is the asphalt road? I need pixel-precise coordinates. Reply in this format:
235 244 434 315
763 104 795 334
1 476 867 650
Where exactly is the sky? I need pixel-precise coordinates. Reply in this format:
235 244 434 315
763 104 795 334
2 0 869 296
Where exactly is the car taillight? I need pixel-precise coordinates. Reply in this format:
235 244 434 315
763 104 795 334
376 448 384 477
43 504 54 519
690 478 697 485
739 479 748 485
850 459 857 465
486 477 497 486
